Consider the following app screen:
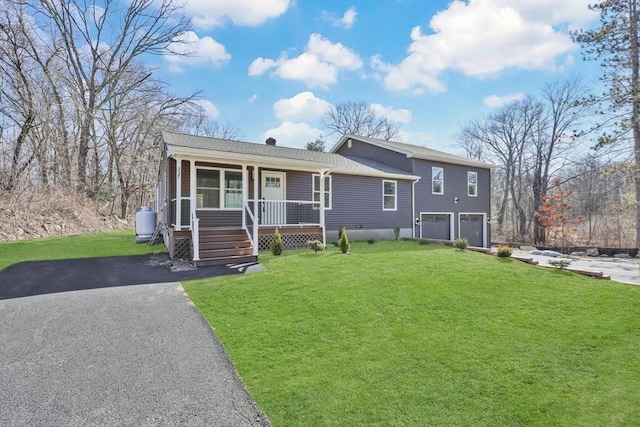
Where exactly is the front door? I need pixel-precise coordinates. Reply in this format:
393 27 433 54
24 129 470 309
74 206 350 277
261 171 286 225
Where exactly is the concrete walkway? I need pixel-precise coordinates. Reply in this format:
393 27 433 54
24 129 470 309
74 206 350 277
0 283 270 426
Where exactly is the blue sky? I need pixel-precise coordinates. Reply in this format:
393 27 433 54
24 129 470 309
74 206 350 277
158 0 600 152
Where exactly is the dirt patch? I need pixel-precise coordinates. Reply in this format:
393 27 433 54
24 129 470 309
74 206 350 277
0 190 132 241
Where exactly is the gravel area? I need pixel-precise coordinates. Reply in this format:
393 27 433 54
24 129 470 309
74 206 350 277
512 249 640 285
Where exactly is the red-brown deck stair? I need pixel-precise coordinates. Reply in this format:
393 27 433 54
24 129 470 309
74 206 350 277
193 227 257 267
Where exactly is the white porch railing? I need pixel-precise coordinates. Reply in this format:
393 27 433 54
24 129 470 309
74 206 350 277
249 199 321 226
170 197 191 229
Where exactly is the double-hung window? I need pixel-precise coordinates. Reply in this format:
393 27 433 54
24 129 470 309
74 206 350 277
467 171 478 197
383 180 397 211
197 168 243 209
312 174 331 209
432 167 444 195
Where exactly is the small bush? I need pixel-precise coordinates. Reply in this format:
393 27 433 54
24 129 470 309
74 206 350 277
419 240 430 245
307 240 325 254
496 245 513 258
548 259 572 269
367 239 376 244
270 228 283 256
339 227 350 254
453 237 468 251
393 225 400 240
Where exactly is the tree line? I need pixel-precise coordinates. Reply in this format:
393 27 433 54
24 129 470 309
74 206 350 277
0 0 226 218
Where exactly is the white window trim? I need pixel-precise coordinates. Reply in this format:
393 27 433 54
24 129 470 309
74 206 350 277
312 173 332 210
383 179 397 211
468 171 478 197
432 167 444 195
196 167 243 210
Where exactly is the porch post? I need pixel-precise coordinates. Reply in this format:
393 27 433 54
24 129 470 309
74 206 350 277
190 159 197 227
253 166 259 256
242 165 247 229
320 169 327 245
175 158 182 231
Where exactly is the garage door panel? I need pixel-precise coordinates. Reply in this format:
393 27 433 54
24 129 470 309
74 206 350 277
421 214 451 240
459 214 483 247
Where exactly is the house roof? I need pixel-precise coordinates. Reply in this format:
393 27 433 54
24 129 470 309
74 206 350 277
160 132 419 180
331 134 494 169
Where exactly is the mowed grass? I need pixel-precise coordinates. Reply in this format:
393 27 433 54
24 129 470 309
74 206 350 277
0 229 164 269
184 241 640 427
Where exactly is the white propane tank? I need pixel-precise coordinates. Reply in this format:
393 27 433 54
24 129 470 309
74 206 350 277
135 206 156 242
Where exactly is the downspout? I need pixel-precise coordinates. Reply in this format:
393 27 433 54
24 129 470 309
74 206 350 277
412 177 421 238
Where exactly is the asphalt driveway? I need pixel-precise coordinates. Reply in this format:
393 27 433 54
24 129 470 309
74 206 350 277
0 282 270 426
0 253 263 300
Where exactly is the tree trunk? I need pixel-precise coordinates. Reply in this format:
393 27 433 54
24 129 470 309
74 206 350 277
631 0 640 248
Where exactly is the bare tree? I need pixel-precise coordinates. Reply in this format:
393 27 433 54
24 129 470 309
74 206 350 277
531 78 591 243
30 0 191 192
322 101 401 140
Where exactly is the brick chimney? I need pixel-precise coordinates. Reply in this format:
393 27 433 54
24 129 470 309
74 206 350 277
265 137 276 146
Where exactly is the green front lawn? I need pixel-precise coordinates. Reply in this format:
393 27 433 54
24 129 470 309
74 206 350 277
184 241 640 426
0 230 164 269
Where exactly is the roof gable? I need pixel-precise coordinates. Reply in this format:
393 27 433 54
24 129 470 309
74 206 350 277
330 134 494 169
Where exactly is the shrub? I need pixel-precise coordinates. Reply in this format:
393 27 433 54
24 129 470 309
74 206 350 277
419 240 430 245
270 228 283 256
307 240 325 254
339 227 350 254
548 259 572 269
496 245 513 257
393 225 400 240
453 237 468 251
367 239 376 244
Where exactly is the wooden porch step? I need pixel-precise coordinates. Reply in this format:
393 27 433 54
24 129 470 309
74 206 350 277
199 240 251 250
199 247 254 258
194 255 258 267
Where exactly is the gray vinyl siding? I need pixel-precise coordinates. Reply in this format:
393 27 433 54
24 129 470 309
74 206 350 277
196 210 242 227
412 158 491 243
284 170 313 201
325 174 412 230
335 139 412 172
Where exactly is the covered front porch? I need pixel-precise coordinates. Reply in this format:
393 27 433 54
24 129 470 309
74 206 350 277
161 156 330 265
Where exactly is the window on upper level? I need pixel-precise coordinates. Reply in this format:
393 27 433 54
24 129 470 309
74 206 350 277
432 167 443 195
383 180 397 210
468 171 478 197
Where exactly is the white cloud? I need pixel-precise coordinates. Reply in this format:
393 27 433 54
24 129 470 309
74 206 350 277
181 0 291 29
165 31 230 72
248 57 282 76
483 92 525 108
322 6 357 29
194 99 220 120
248 33 363 88
248 94 258 103
376 0 588 93
262 122 324 149
495 0 597 29
370 103 413 124
274 92 332 122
